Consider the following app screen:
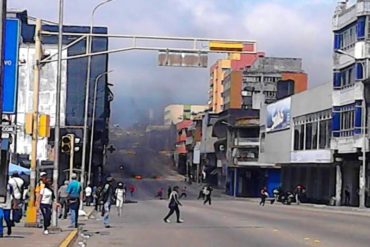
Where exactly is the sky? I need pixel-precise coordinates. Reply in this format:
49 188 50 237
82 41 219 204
10 0 341 127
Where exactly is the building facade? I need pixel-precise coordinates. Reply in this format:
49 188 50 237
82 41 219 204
242 57 308 110
208 44 264 113
164 104 208 125
260 82 334 203
10 10 111 185
331 0 370 207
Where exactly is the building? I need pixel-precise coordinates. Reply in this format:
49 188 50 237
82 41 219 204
10 10 111 185
174 120 193 174
164 104 208 125
242 57 308 110
260 82 333 203
331 0 370 207
208 44 265 113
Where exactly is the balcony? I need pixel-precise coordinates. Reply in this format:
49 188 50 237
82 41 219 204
234 137 259 147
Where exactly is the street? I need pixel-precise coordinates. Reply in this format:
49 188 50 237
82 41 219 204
76 178 370 247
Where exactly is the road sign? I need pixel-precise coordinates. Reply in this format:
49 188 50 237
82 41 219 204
3 19 20 113
158 51 208 68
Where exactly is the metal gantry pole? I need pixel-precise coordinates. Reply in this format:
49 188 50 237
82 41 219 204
81 0 112 210
87 70 112 185
51 0 64 228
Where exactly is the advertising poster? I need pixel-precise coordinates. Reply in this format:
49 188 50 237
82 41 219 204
266 97 291 132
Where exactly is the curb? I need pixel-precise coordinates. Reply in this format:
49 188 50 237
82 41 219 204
59 229 78 247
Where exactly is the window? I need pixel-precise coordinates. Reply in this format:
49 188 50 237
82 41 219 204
293 110 331 151
340 105 355 137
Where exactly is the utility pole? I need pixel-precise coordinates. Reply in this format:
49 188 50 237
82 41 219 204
25 18 42 227
51 0 64 227
0 0 7 202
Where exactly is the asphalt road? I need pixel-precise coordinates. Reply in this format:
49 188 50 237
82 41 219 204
76 179 370 247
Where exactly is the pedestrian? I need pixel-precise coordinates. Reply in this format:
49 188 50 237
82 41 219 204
259 187 268 206
197 186 205 200
155 188 164 200
115 182 125 216
58 180 69 219
9 172 25 223
40 179 55 235
66 173 81 228
344 185 350 206
101 177 114 228
85 184 93 206
163 186 183 223
35 172 48 227
94 184 103 212
0 182 13 238
129 184 136 198
179 186 187 199
167 186 172 199
295 185 303 205
203 186 213 205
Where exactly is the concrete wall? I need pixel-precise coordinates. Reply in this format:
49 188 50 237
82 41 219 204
291 82 332 117
259 82 332 165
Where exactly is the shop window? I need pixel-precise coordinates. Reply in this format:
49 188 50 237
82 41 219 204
305 123 312 150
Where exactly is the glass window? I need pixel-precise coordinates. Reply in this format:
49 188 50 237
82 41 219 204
312 121 318 149
299 124 305 150
306 123 312 150
319 120 327 149
294 126 300 151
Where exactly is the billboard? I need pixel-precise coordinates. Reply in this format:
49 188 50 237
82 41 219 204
3 19 20 113
266 97 291 133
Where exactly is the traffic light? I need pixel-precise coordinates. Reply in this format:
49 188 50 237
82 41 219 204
61 134 73 153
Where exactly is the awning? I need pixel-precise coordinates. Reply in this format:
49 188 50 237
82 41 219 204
9 163 31 175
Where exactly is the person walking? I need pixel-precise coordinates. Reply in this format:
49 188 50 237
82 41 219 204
128 184 136 198
58 180 69 219
9 172 25 223
167 186 172 199
102 177 114 228
94 184 103 212
163 186 183 223
40 180 55 235
197 186 205 200
179 186 187 199
203 186 213 205
0 183 13 238
344 185 350 206
115 182 125 216
259 187 268 206
85 184 93 206
66 173 81 228
155 188 164 200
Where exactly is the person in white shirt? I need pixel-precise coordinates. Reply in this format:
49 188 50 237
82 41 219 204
40 180 54 235
8 172 24 223
115 182 125 216
0 183 13 237
85 185 93 206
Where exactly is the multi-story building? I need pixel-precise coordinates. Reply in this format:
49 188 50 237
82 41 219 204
331 0 370 207
164 104 208 125
208 43 265 113
242 57 308 110
10 10 111 185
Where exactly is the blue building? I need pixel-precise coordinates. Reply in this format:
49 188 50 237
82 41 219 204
10 10 112 185
332 0 370 207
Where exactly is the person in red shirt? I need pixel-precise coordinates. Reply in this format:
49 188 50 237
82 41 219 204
129 184 136 197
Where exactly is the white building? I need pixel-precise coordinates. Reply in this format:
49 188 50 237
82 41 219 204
163 104 208 125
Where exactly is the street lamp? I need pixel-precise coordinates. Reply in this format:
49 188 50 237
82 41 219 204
81 0 113 198
335 49 367 208
87 70 113 186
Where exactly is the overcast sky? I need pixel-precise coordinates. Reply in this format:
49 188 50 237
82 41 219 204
10 0 340 127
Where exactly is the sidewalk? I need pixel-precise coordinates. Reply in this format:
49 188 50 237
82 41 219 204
0 206 94 247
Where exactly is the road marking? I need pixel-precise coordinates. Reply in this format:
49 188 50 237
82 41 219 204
304 237 310 241
273 229 279 232
314 240 321 243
